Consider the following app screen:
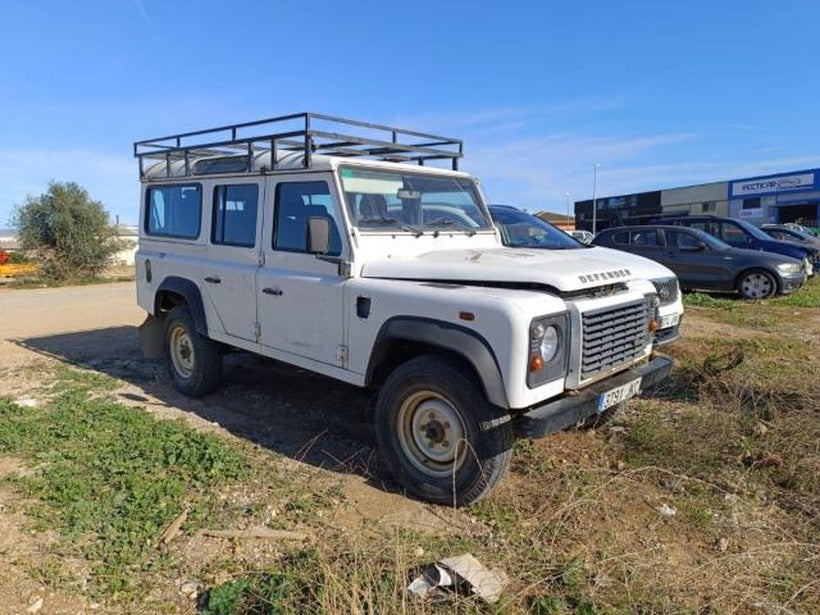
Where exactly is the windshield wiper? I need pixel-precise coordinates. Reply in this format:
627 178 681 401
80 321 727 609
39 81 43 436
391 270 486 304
426 217 477 236
360 216 424 236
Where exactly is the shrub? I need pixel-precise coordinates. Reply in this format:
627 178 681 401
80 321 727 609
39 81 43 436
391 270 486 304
11 181 124 282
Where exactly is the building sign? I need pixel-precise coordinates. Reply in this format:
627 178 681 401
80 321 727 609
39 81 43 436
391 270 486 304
730 172 815 198
738 208 762 218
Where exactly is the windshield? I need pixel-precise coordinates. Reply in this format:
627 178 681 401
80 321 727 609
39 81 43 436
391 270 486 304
339 166 492 233
783 228 809 240
490 207 583 249
733 218 775 241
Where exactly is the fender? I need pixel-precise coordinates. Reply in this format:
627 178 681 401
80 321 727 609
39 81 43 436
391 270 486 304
154 276 208 335
367 316 509 408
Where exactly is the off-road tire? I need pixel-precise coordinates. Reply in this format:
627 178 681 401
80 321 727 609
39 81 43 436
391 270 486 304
374 354 513 506
164 306 222 397
736 269 777 300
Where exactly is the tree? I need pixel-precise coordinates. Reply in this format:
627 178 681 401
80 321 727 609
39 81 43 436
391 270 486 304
12 181 124 281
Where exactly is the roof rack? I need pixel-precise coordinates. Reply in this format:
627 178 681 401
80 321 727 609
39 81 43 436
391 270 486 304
133 112 464 179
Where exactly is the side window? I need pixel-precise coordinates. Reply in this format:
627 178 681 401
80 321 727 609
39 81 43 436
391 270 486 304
720 222 749 244
611 230 629 245
145 184 201 238
668 230 699 249
273 181 342 256
689 220 719 237
212 184 259 247
630 229 658 246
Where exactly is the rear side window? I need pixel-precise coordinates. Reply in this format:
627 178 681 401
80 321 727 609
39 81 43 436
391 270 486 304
145 184 201 238
212 184 259 247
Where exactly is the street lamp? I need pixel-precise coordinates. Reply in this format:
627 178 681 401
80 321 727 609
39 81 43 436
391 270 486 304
591 163 601 235
565 191 571 226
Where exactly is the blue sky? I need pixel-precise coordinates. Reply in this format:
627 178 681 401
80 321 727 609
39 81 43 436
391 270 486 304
2 0 819 226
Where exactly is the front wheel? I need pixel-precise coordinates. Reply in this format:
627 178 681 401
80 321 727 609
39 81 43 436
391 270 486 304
164 306 223 397
374 355 513 506
737 269 777 300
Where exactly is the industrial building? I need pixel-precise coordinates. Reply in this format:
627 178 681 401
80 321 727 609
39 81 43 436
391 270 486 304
574 168 820 232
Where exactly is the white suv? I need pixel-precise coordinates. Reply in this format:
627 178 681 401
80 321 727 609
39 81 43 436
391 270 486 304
134 113 678 506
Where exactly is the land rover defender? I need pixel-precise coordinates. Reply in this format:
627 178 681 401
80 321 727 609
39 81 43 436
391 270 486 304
134 113 678 505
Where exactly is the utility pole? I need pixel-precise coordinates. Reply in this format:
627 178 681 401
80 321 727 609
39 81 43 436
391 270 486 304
565 191 571 226
591 163 600 235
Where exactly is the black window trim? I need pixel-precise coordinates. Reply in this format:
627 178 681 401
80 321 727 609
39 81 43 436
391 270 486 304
144 182 203 240
211 183 260 248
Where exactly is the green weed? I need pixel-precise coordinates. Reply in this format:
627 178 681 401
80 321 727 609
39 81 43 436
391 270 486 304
0 372 248 596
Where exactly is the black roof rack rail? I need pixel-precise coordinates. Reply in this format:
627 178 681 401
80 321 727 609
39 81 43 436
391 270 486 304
133 112 464 179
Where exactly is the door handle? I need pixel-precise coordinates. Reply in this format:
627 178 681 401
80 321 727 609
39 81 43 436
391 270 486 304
262 287 283 296
204 276 221 284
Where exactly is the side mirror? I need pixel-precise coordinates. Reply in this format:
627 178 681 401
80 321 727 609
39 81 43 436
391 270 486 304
306 216 330 254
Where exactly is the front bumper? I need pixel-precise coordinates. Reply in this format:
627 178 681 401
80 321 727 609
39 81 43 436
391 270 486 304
778 272 805 294
516 356 673 439
653 323 680 347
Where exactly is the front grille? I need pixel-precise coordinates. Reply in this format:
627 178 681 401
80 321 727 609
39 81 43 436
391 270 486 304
651 277 679 306
581 299 648 380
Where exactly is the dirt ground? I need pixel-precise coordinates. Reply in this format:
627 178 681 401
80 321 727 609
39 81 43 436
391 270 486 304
0 282 461 613
1 282 816 614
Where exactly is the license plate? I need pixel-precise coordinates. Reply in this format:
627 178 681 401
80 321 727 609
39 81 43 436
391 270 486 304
658 313 680 328
597 378 642 413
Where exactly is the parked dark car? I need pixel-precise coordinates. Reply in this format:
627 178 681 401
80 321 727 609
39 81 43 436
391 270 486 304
489 205 684 345
593 225 805 299
760 224 820 254
655 215 815 277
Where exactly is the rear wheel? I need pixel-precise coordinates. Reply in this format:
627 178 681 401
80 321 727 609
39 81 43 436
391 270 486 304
164 306 222 397
737 269 777 300
374 355 513 506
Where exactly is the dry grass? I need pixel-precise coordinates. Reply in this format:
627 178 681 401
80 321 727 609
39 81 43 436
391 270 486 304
2 279 818 613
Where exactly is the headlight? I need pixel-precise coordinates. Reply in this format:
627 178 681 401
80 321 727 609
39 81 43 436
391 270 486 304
528 314 569 388
538 325 559 362
650 276 679 305
777 262 801 273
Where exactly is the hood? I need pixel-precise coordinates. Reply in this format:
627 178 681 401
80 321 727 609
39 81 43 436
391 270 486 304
361 246 672 292
764 238 811 256
726 246 799 264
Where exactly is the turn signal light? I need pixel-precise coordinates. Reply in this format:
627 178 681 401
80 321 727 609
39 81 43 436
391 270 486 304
529 355 544 372
648 319 659 332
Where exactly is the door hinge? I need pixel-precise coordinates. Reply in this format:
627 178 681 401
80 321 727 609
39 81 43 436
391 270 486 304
257 252 265 266
335 344 348 367
254 322 261 340
338 261 352 278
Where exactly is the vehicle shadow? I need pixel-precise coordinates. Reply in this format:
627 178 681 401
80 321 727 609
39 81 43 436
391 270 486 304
15 326 394 491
